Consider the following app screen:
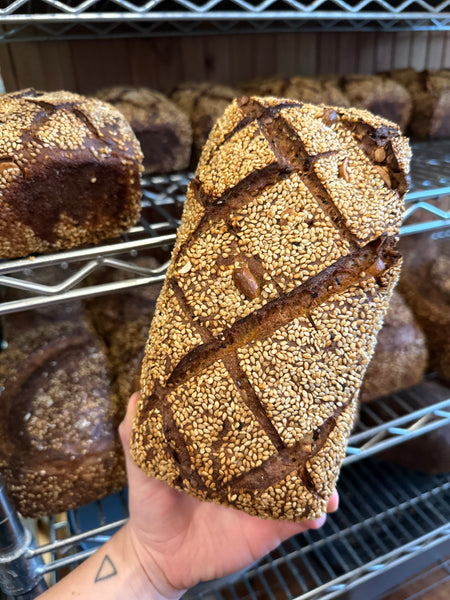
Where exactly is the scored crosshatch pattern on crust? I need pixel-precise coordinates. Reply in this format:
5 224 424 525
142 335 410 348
169 361 278 487
173 218 280 336
237 272 400 448
200 119 277 198
131 96 410 521
230 173 352 294
140 283 205 396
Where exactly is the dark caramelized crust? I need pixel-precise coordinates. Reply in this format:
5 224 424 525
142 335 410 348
96 86 192 174
360 291 428 402
0 88 143 259
131 97 410 521
0 321 126 517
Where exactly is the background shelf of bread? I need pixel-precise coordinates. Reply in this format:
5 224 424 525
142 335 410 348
0 69 449 523
0 83 448 600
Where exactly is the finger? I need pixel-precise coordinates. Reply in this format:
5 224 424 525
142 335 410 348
327 490 339 513
118 392 154 487
118 391 140 450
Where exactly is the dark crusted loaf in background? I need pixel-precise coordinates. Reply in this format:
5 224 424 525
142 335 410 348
0 88 143 260
0 320 126 517
96 86 192 174
359 290 428 403
171 82 241 158
131 96 411 521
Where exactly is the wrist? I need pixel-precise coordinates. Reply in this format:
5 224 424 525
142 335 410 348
121 523 186 600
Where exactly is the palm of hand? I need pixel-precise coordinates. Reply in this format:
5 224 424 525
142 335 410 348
121 394 337 596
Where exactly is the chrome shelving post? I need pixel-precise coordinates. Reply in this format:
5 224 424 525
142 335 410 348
0 477 47 599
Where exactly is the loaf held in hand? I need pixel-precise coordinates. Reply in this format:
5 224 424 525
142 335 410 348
0 88 143 259
131 97 411 521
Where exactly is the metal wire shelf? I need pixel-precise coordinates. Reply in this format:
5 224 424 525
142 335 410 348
0 139 449 599
1 0 450 40
16 378 449 582
23 455 450 600
0 140 449 316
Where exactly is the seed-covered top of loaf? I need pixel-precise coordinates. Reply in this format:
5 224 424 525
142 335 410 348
0 88 143 259
131 97 410 521
0 88 142 157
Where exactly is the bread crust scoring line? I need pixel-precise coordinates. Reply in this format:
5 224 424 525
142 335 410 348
138 237 400 502
164 235 399 391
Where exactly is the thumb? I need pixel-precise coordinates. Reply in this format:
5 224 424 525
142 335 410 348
119 391 140 450
118 392 151 485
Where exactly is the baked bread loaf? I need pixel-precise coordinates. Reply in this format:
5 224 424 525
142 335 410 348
170 82 240 157
85 257 162 346
241 75 350 108
0 88 143 260
359 291 428 403
397 226 450 381
131 96 411 521
96 86 192 174
85 256 163 403
341 74 412 132
388 68 450 139
0 321 126 517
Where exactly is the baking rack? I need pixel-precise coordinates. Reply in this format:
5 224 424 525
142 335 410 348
0 139 449 599
1 0 450 41
0 140 449 316
19 428 450 600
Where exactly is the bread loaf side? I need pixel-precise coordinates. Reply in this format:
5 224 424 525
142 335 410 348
131 97 411 521
0 88 143 259
96 86 192 174
0 321 126 517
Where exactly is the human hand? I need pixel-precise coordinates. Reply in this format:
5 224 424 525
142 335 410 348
119 392 339 598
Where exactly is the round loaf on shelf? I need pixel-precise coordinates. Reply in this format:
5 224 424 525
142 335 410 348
397 223 450 381
84 255 164 404
0 88 143 260
359 290 428 403
340 74 412 132
96 86 192 174
0 320 127 517
170 82 240 158
240 75 350 108
131 96 411 522
387 68 450 139
84 255 163 344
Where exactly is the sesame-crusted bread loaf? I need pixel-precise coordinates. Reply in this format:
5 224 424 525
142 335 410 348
96 86 192 174
0 88 143 260
0 321 126 517
170 82 240 158
359 291 428 403
397 229 450 381
131 96 411 521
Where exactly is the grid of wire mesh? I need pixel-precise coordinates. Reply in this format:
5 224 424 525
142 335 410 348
29 458 450 600
1 0 450 41
0 140 449 315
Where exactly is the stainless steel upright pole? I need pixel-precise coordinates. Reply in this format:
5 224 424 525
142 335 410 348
0 476 47 599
